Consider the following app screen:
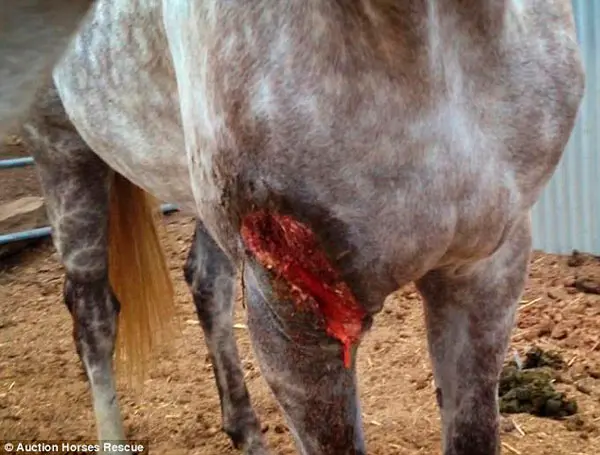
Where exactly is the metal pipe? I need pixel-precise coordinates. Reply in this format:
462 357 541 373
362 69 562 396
0 226 52 244
0 203 180 246
0 157 35 169
160 203 179 214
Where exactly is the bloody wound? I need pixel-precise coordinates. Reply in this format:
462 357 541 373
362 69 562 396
241 210 367 367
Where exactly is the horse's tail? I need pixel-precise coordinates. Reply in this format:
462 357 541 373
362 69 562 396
108 172 176 389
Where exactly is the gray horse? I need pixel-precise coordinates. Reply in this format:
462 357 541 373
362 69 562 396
5 1 586 454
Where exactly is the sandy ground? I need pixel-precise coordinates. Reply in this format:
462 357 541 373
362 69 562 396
1 136 600 454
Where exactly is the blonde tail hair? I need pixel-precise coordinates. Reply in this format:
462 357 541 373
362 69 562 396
108 172 176 389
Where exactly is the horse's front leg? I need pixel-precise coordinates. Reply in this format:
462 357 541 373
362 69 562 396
415 217 532 455
239 215 370 455
243 267 367 455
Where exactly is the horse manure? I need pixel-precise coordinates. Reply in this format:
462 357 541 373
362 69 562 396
567 250 586 267
499 346 577 419
499 366 577 417
522 346 566 370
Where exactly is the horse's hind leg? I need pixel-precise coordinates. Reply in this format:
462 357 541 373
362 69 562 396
183 221 267 454
415 218 532 455
22 85 127 451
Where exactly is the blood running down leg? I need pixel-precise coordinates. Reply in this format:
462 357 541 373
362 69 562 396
241 210 367 367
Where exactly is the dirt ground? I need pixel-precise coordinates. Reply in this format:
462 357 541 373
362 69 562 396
1 136 600 454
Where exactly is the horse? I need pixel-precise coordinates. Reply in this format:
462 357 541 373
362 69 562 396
12 1 587 454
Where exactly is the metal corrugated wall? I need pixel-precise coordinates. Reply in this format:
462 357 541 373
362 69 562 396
531 0 600 255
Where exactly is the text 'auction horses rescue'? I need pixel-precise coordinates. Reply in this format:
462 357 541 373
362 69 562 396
1 1 585 454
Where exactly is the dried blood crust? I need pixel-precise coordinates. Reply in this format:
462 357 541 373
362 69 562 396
240 210 367 367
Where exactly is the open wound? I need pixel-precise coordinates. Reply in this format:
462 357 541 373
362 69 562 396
241 210 366 368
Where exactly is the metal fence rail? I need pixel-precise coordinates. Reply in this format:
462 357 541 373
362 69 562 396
0 157 179 246
0 157 34 169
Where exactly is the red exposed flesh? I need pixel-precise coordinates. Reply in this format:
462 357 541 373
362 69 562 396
241 210 366 368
